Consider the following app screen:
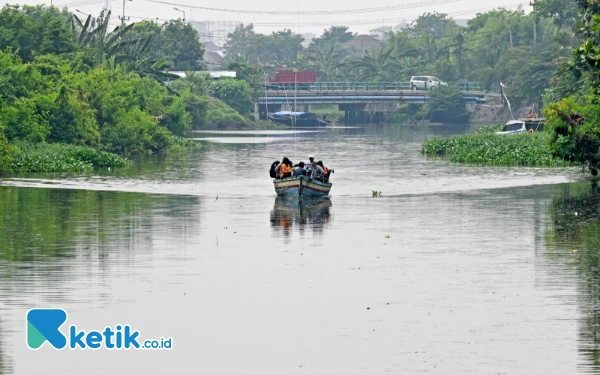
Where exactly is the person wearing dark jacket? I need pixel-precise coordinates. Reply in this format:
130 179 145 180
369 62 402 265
294 162 307 177
269 160 281 178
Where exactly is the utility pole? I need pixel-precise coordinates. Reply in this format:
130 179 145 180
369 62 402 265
121 0 132 25
509 28 513 49
173 7 185 22
530 0 537 47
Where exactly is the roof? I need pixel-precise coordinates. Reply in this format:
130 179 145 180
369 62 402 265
201 41 221 53
204 51 225 68
369 26 392 32
342 34 382 50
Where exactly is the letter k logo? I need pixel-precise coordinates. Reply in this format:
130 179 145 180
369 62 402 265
27 309 68 350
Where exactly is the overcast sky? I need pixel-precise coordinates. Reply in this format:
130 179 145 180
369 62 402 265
4 0 532 35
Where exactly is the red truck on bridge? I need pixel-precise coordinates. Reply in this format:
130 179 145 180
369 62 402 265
269 71 317 84
267 70 316 90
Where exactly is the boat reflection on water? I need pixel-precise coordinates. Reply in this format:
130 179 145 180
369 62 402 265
270 197 332 237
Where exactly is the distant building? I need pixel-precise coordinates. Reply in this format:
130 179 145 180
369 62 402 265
204 51 225 70
201 42 221 53
342 34 382 51
393 20 411 31
301 32 316 48
369 26 393 41
190 21 241 48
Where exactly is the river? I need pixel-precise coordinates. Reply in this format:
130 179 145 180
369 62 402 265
0 123 599 374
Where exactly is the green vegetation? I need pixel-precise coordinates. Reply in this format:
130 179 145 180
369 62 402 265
204 98 250 129
209 78 254 115
542 1 600 173
423 85 470 123
0 5 279 173
1 142 128 173
422 125 571 166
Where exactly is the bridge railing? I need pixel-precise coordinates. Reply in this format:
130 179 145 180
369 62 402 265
264 82 485 92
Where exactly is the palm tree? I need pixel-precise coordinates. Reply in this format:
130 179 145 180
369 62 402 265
72 10 136 63
349 47 401 82
72 11 179 85
307 45 341 81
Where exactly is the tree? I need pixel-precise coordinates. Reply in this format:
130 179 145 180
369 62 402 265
348 47 403 81
129 20 205 71
536 0 580 31
209 78 254 115
311 26 356 48
425 85 470 123
0 5 77 61
306 45 342 81
227 61 264 99
409 12 457 39
223 24 304 66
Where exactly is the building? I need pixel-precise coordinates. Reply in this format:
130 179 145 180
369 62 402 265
190 21 241 48
368 26 393 41
342 34 382 51
393 19 411 31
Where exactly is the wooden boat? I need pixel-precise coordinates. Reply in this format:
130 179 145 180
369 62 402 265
273 175 332 197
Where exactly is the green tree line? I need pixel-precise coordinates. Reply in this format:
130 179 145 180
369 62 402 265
0 4 264 172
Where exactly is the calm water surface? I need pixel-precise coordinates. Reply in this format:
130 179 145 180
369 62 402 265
0 124 598 374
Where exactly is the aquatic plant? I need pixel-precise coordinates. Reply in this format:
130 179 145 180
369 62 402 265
421 125 573 167
372 191 382 197
5 143 129 173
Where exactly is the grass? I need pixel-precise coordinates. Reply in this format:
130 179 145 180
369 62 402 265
421 124 572 167
4 142 130 173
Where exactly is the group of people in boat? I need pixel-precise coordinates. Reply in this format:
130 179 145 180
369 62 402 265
269 155 333 183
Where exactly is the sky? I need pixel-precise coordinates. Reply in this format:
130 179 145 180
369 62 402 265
3 0 533 35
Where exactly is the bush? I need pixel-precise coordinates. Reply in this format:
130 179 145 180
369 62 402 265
204 98 249 128
422 125 569 166
6 142 129 173
209 78 254 115
425 85 470 123
544 90 600 170
0 139 17 173
0 97 51 142
101 108 173 154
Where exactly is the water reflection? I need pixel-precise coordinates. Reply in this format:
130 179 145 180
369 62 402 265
270 197 332 237
0 319 6 375
546 182 600 372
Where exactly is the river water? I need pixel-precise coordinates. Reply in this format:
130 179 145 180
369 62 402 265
1 124 599 374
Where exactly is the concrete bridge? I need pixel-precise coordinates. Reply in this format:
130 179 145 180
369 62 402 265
256 82 488 121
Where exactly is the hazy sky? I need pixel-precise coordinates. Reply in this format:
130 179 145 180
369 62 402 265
4 0 532 35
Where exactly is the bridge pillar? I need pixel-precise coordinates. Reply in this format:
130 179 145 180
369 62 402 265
258 104 282 120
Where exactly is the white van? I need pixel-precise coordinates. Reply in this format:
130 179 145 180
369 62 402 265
410 76 447 90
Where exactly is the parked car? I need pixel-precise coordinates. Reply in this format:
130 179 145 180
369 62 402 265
410 76 447 90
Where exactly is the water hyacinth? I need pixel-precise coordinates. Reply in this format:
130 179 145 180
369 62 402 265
6 143 130 173
421 125 573 167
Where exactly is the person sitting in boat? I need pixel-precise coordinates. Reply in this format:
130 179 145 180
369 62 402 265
317 160 331 182
310 159 325 182
294 162 307 177
269 160 281 178
278 157 293 179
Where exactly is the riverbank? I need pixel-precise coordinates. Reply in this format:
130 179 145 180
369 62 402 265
422 124 572 167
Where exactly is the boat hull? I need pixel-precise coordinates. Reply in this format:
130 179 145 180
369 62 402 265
269 117 328 127
273 176 332 197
